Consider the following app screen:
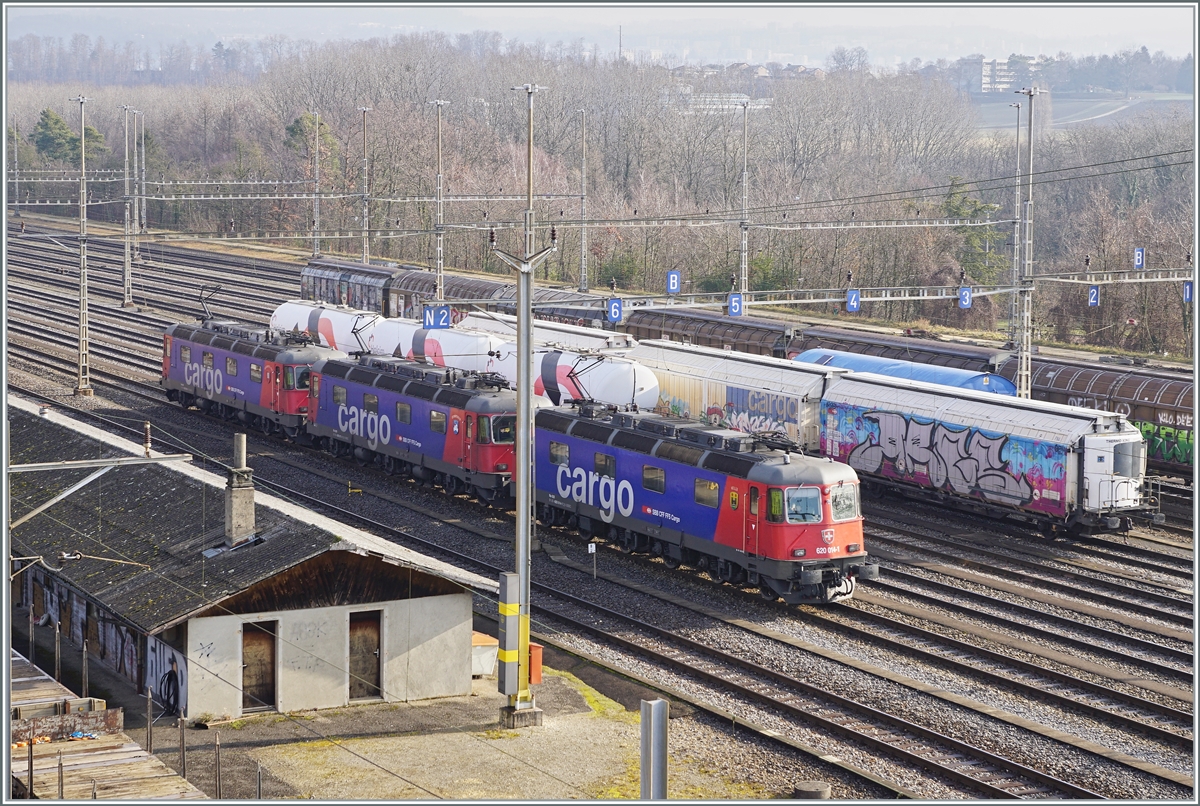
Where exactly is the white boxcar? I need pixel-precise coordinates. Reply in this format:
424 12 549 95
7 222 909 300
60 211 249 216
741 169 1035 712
629 340 852 451
819 373 1157 533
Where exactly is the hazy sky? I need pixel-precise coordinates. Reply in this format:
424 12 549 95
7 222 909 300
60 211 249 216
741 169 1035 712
5 3 1196 66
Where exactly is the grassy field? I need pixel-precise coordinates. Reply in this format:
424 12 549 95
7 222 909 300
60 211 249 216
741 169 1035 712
973 93 1193 132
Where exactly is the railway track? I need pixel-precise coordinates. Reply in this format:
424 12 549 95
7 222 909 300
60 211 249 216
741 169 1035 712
7 234 1195 798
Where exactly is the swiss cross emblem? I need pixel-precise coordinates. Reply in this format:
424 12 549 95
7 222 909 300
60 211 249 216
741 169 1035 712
821 529 835 545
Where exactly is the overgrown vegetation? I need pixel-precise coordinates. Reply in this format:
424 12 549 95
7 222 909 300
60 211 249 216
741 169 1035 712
6 32 1193 354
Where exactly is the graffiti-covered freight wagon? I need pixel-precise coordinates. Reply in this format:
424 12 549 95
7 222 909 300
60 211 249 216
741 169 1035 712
819 374 1161 534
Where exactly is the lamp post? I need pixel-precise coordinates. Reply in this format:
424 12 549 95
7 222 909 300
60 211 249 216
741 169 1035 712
1008 101 1020 350
490 83 556 723
119 105 134 306
1013 86 1044 399
12 116 20 217
358 106 371 264
73 95 93 396
429 100 450 300
578 108 588 293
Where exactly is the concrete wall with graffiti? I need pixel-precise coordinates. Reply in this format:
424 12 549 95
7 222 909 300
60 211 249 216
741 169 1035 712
821 402 1070 518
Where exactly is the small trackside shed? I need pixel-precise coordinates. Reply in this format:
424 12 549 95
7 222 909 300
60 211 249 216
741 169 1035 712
7 396 496 723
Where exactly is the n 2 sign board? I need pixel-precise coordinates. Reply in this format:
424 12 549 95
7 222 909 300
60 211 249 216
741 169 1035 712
666 270 681 294
846 289 860 313
1134 247 1145 269
958 287 972 309
423 305 452 329
1088 286 1100 307
607 298 623 323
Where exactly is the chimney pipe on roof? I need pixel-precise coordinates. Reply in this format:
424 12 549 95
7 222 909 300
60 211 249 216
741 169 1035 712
225 433 255 547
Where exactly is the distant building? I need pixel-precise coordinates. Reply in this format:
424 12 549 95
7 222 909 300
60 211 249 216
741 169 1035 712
9 397 493 723
957 55 1020 94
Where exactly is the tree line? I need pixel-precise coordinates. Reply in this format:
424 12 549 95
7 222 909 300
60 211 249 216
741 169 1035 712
6 31 1194 355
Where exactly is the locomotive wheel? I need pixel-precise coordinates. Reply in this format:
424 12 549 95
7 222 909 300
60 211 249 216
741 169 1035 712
661 552 680 570
445 476 465 495
617 530 635 554
259 417 274 436
382 456 398 475
759 583 779 601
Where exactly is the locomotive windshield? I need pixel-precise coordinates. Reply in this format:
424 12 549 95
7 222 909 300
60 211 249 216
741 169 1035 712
490 416 516 444
830 482 861 522
785 487 822 523
295 368 312 390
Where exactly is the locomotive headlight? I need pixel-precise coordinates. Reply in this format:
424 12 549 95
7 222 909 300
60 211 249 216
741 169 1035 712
496 463 509 471
847 543 861 553
791 548 806 558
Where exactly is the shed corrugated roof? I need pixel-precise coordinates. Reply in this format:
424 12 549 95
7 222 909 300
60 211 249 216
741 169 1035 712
7 396 496 635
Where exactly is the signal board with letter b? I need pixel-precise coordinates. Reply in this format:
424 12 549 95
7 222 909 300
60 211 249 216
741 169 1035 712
666 270 681 294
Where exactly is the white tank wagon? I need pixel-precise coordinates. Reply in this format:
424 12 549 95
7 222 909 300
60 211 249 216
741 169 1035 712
818 374 1164 535
626 340 852 450
457 311 637 352
271 301 659 410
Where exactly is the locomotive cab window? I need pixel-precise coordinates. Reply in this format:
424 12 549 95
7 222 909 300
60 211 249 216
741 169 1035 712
550 441 570 466
395 402 411 424
477 416 491 444
202 351 214 369
695 479 720 508
767 488 785 523
830 483 861 522
226 357 238 376
749 487 759 515
786 487 822 523
250 364 262 383
431 411 447 434
333 385 347 406
595 453 615 478
363 393 378 414
284 367 296 390
180 346 192 363
643 466 665 494
295 368 311 390
310 375 321 398
491 416 516 444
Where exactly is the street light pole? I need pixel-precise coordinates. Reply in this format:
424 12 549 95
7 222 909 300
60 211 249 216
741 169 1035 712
1008 102 1020 350
73 95 93 396
578 108 588 293
739 100 750 294
429 100 449 301
1013 86 1043 399
491 83 556 723
12 116 20 217
119 105 133 307
358 106 371 264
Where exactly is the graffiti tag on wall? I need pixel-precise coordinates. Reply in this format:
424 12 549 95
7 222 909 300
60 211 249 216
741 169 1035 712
1137 420 1193 467
656 384 799 439
822 403 1068 517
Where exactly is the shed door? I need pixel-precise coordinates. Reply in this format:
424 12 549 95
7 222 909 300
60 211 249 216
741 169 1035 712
242 623 276 711
60 591 73 640
86 602 100 655
32 580 45 620
348 611 382 700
